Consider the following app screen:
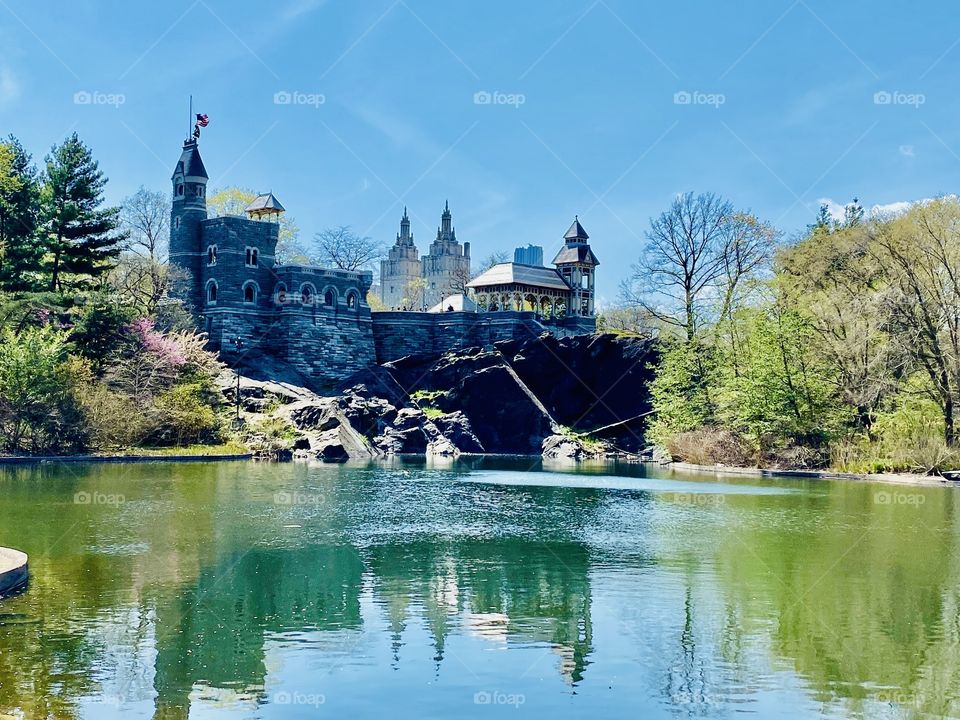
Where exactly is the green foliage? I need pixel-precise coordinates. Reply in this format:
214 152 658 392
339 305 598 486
0 326 85 453
0 136 43 292
69 294 135 370
42 133 126 292
647 340 716 446
715 303 847 454
149 382 222 446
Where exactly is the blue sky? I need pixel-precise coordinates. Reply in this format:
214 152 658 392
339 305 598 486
1 0 958 303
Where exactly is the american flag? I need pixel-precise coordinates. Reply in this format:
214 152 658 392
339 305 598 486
195 113 209 127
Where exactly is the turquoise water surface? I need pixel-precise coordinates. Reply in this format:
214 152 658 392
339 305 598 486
0 457 956 719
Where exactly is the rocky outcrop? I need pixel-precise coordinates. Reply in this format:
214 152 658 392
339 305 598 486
228 333 655 461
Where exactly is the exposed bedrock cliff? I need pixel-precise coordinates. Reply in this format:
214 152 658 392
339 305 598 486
228 333 656 461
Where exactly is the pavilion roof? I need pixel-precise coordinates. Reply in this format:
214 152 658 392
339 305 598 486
466 263 571 291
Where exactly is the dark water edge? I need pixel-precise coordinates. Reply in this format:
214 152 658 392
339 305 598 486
0 457 957 719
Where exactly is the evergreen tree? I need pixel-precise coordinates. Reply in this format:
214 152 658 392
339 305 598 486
41 133 125 292
0 136 42 292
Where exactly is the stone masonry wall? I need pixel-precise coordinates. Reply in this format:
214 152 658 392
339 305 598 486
371 311 595 364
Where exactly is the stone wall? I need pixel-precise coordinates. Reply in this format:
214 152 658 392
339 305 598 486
209 263 376 388
371 311 595 364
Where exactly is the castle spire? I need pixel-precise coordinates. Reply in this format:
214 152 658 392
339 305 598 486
440 200 453 239
398 206 412 244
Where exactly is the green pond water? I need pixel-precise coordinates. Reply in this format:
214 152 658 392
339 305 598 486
0 458 958 719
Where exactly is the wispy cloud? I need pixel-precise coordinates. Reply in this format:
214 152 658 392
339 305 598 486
817 196 956 221
281 0 328 22
0 65 19 107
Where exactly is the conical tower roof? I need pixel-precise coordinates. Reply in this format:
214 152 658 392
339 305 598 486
563 216 589 242
173 139 208 180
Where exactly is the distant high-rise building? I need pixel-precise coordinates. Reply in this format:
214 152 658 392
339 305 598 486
380 202 470 310
514 244 544 266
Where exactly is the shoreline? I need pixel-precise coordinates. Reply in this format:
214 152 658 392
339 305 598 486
667 461 955 487
0 453 252 465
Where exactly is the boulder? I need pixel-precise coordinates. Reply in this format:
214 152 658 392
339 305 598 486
433 411 484 453
541 434 586 460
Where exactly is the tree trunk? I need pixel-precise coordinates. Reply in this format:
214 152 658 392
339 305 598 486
945 396 955 447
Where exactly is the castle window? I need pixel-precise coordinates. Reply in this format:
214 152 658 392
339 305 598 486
207 281 217 304
276 284 288 305
195 185 204 197
346 292 358 310
174 217 181 229
581 273 589 289
176 184 184 196
243 282 258 304
207 245 217 265
301 285 313 305
324 290 335 306
245 247 259 268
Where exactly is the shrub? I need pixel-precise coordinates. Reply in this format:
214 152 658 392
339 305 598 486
0 326 86 453
665 426 754 466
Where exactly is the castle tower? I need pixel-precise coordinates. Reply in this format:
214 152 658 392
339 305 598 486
380 207 423 309
168 138 209 311
423 201 470 308
552 217 599 316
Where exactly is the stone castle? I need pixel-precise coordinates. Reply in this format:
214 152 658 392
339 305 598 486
168 136 598 387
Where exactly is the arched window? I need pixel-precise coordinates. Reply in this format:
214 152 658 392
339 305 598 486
207 281 217 304
174 216 181 229
195 185 204 197
324 290 335 306
275 284 287 305
300 285 314 305
176 184 184 196
346 292 357 310
245 247 259 268
207 245 217 265
243 283 257 304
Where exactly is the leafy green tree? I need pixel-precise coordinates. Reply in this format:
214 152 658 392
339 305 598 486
69 295 136 372
717 302 844 455
41 133 125 292
647 340 717 445
0 325 85 453
0 136 43 292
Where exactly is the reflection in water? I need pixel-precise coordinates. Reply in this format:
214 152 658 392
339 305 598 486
0 459 957 719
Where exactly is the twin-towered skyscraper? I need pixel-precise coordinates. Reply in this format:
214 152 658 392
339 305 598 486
379 203 470 310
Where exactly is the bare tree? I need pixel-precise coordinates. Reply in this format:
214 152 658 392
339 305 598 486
623 192 773 343
120 186 168 261
312 226 384 272
870 199 960 445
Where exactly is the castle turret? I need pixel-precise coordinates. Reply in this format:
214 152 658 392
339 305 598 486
552 216 599 316
169 139 208 311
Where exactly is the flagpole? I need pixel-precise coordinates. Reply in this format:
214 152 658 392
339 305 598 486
188 95 193 141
